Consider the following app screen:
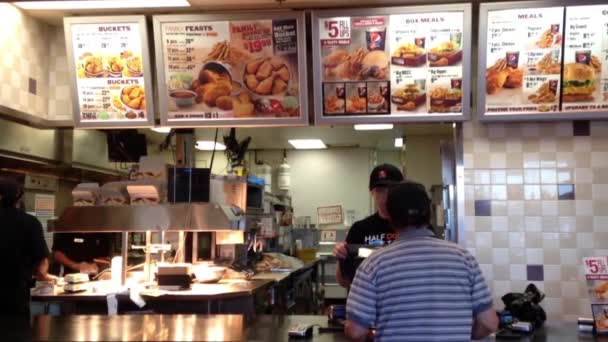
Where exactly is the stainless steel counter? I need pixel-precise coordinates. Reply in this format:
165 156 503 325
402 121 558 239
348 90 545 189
24 315 608 342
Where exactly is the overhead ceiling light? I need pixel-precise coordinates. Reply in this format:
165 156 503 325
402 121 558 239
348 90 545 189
288 139 327 150
13 0 191 10
195 141 226 151
151 127 171 134
395 138 404 148
354 124 394 131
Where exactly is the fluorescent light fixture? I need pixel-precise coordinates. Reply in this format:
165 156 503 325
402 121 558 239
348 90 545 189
288 139 327 150
395 138 403 148
354 124 394 131
13 0 190 10
195 141 226 151
151 127 171 134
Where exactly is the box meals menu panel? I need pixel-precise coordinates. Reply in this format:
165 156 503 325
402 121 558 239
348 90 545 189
313 4 471 124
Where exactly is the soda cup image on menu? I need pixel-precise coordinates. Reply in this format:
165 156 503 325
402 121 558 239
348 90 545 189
576 50 592 65
366 28 387 51
506 51 520 68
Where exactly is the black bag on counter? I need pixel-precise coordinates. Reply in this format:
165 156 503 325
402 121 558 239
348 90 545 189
501 284 547 329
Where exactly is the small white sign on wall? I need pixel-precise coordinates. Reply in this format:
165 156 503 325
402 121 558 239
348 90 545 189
321 230 337 242
317 205 343 225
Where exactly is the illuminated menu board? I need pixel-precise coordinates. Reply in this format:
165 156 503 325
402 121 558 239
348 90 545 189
562 5 608 113
153 13 308 127
64 16 154 128
479 2 608 121
312 4 472 124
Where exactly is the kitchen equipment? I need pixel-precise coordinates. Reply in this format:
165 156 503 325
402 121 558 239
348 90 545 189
192 264 226 283
156 263 192 290
288 324 313 337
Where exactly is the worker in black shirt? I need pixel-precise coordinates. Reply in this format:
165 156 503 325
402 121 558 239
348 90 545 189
0 179 55 321
52 233 114 276
333 164 404 287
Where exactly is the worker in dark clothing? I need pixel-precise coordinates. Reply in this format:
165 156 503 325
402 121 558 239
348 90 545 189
333 164 404 288
0 178 55 333
52 232 114 276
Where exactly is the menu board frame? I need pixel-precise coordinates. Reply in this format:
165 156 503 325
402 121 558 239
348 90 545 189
311 4 472 125
153 12 309 128
64 16 155 129
478 0 608 122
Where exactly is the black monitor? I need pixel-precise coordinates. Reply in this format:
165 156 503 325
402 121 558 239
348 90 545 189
107 130 148 163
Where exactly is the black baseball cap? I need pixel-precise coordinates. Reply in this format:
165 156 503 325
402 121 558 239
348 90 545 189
0 178 24 208
369 164 404 190
387 181 431 228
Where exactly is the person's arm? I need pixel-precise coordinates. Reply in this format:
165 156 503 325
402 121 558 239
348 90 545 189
345 258 378 340
53 250 81 272
333 241 350 288
472 308 499 340
344 320 368 342
336 262 351 288
468 253 499 340
26 215 57 282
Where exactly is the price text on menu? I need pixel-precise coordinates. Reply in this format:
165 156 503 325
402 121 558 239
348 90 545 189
319 12 465 117
70 23 147 122
160 19 301 121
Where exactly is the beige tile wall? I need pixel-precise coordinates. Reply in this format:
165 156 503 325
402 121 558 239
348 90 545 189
0 4 73 122
464 121 608 320
0 4 50 118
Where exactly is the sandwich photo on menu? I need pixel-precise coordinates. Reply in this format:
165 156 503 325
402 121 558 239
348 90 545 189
562 62 597 103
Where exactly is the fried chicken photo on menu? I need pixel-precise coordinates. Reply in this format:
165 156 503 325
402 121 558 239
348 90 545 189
504 68 523 88
562 63 596 102
323 49 350 79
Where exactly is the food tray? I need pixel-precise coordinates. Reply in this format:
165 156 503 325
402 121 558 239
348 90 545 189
428 50 463 66
391 94 426 106
430 97 461 107
391 54 427 67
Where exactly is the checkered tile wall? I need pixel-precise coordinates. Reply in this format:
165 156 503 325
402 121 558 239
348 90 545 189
0 4 72 122
463 121 608 321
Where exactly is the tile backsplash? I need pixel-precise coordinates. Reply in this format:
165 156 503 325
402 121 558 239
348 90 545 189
463 121 608 320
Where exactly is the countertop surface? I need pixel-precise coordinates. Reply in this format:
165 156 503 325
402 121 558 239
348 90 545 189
31 279 274 302
25 314 608 342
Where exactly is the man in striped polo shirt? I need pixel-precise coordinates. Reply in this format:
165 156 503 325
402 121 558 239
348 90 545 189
345 181 498 342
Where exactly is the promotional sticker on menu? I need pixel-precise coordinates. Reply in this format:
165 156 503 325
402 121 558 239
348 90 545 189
70 23 147 122
390 12 463 115
485 7 564 114
319 12 464 117
160 19 300 121
584 257 608 334
562 5 608 112
320 16 391 115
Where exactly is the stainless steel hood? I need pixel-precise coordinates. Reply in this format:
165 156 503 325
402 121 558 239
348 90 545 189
50 203 245 232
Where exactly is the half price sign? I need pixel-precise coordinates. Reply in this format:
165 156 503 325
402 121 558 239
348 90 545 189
585 257 608 280
320 17 351 46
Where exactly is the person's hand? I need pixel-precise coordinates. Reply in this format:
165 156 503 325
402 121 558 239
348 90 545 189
78 262 99 275
42 274 59 284
333 242 348 260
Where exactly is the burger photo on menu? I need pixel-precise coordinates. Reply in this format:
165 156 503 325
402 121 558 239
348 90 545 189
428 34 463 67
391 82 426 112
562 62 597 103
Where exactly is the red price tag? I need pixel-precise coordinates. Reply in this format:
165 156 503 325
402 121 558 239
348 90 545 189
584 257 608 277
